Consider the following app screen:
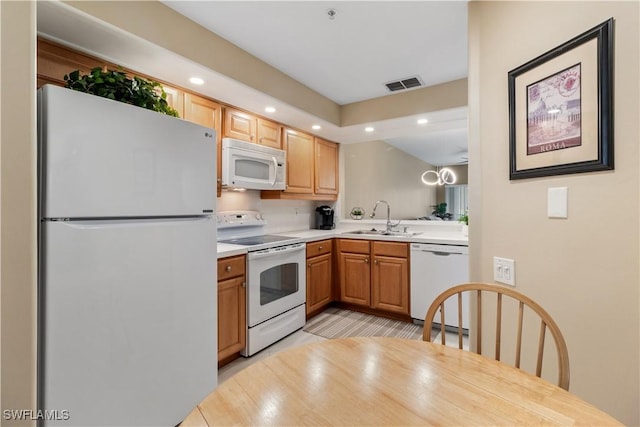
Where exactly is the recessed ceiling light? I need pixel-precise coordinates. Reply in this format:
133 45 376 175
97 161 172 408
417 118 428 125
365 127 375 133
265 106 276 113
189 77 204 85
312 125 321 130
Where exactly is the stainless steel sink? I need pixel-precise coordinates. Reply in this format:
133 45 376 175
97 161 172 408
345 229 386 235
343 229 422 237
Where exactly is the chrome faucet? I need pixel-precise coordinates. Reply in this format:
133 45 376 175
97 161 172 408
370 200 400 232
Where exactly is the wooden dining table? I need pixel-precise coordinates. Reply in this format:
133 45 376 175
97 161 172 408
181 337 621 426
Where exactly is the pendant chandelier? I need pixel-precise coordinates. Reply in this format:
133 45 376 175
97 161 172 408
421 166 457 186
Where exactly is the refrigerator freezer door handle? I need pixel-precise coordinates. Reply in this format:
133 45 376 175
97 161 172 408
47 216 213 229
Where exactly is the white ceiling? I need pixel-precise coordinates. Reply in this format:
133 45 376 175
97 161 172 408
38 1 469 166
162 0 469 166
162 1 468 106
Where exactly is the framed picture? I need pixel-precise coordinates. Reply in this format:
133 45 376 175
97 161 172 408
508 18 614 180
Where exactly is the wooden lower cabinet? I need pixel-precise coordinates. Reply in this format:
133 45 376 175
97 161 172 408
339 253 371 306
337 239 409 315
217 255 246 361
306 240 333 316
371 255 409 314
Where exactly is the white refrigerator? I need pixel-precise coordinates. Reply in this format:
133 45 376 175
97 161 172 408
38 85 217 426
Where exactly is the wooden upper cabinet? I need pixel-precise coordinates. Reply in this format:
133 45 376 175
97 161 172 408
184 93 222 130
224 107 282 149
224 107 255 142
162 85 185 119
37 38 111 89
183 93 223 196
283 129 315 194
257 118 282 149
262 132 339 201
314 138 339 195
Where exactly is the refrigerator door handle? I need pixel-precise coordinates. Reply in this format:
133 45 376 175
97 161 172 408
47 216 213 229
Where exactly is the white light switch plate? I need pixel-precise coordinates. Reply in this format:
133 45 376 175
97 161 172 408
548 187 568 218
493 256 515 286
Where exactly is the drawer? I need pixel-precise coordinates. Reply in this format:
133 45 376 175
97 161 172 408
307 239 333 258
373 241 408 258
217 255 246 281
338 239 370 255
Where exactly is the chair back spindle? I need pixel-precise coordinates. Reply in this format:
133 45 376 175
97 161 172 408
423 283 570 391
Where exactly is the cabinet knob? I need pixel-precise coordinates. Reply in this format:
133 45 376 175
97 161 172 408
308 263 312 268
365 257 369 263
318 246 323 250
225 265 232 272
241 281 246 288
374 259 378 264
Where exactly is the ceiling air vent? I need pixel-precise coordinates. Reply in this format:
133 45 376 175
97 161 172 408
384 76 423 92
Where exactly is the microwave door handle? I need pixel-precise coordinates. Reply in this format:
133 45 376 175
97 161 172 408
271 156 278 187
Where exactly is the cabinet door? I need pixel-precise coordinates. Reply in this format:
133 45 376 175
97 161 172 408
257 118 282 149
339 252 371 306
162 85 184 118
371 255 409 314
224 107 255 142
284 129 315 193
306 253 333 315
314 138 339 195
217 276 246 361
183 94 222 196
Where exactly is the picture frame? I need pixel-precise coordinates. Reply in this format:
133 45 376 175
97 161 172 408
508 18 614 180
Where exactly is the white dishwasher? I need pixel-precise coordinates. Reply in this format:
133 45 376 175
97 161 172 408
410 243 470 329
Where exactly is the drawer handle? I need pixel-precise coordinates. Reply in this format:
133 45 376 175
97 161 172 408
318 246 323 250
225 265 232 272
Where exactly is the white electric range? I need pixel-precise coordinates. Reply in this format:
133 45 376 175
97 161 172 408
217 211 306 356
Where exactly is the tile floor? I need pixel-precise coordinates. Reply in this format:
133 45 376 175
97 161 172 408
218 321 469 384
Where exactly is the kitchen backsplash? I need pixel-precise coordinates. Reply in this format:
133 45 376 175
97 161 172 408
218 190 336 233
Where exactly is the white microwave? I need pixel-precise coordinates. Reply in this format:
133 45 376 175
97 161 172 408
221 138 286 190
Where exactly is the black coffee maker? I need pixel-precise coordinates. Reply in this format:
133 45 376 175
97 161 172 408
315 205 335 230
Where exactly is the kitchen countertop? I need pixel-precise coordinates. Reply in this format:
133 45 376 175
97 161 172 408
217 220 468 259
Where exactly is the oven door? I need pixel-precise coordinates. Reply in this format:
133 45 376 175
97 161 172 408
247 243 306 327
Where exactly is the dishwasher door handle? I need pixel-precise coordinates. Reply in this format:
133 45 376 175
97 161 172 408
420 250 461 256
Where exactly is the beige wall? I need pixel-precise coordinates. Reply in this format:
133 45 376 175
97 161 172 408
341 78 467 125
468 2 639 425
1 0 38 424
342 140 437 220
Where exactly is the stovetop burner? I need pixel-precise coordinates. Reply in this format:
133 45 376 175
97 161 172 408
218 234 295 246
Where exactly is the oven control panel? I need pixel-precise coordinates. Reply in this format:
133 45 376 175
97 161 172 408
217 210 266 229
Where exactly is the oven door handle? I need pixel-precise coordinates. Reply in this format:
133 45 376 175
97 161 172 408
248 243 305 259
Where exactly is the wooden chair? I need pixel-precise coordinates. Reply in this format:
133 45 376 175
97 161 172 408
423 282 570 390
